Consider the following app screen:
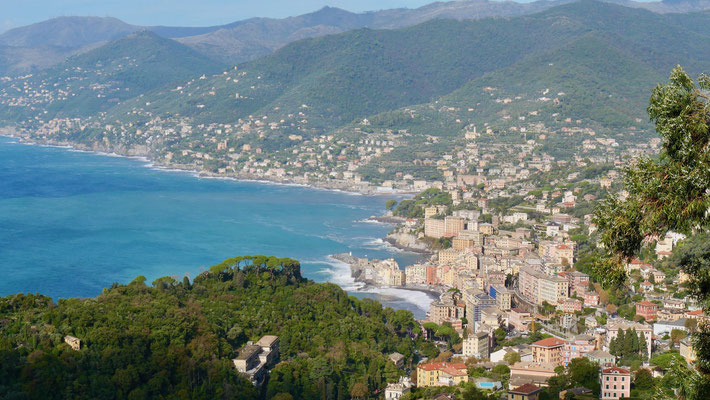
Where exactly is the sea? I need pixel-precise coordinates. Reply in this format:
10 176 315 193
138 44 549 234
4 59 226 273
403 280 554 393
0 136 435 317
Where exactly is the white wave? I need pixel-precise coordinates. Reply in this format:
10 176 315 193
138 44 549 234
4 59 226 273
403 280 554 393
312 256 436 313
357 286 436 313
362 238 405 253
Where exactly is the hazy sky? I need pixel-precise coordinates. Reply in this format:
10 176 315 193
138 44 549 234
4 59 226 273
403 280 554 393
0 0 459 33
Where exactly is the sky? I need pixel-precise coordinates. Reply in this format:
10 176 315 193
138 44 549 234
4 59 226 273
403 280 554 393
0 0 452 33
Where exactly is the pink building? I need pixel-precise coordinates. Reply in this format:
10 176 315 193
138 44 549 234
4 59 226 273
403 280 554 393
584 292 600 306
601 367 631 399
562 334 595 365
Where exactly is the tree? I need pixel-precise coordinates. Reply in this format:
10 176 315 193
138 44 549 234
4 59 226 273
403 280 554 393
567 357 601 396
634 368 654 391
349 383 368 400
504 351 521 365
671 329 688 344
638 332 648 361
494 328 507 344
385 200 397 211
594 66 710 398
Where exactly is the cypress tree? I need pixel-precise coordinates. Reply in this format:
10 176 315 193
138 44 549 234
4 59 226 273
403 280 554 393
616 330 626 356
638 331 648 361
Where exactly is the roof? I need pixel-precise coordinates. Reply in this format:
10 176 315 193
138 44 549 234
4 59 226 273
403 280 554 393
587 350 613 359
602 367 631 375
532 337 566 348
417 362 467 372
256 335 279 347
637 301 657 307
235 344 261 360
509 383 543 395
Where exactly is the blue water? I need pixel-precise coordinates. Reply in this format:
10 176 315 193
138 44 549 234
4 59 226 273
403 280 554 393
0 136 433 316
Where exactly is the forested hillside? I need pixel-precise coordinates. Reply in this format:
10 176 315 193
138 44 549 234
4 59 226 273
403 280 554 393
0 256 420 399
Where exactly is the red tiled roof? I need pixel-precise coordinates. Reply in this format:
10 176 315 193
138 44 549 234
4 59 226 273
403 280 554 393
532 337 566 348
509 383 543 395
637 301 657 307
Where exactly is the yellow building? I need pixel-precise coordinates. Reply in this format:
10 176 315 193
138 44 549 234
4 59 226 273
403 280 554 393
425 218 446 238
416 362 469 387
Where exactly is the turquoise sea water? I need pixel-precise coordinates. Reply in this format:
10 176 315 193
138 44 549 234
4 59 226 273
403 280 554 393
0 136 433 316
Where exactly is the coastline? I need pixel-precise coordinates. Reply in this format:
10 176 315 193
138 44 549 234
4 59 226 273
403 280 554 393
0 130 417 197
1 132 436 314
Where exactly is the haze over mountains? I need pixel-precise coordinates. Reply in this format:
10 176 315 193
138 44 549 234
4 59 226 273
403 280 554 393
2 0 710 75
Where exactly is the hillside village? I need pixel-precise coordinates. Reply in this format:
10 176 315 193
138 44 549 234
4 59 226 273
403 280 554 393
328 173 699 399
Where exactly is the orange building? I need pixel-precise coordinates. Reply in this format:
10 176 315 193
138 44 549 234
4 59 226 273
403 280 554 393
531 337 566 367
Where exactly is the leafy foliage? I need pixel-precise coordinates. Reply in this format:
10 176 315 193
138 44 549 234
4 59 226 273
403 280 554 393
0 255 420 399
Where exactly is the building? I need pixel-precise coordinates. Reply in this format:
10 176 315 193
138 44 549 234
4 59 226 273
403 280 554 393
416 362 469 387
425 218 446 238
233 335 280 385
405 264 427 285
653 319 688 336
531 337 566 367
564 271 589 295
389 352 405 368
509 308 533 331
562 335 596 365
586 350 614 367
519 268 569 306
584 292 600 307
430 292 465 325
490 284 512 311
559 298 583 314
606 320 653 358
508 384 543 400
636 301 658 321
600 367 631 399
509 362 557 387
466 292 496 324
64 336 81 351
385 377 412 399
463 331 490 359
680 338 697 363
445 216 466 236
479 223 494 235
439 249 463 265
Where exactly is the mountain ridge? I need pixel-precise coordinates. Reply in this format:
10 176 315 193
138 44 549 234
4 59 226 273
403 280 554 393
4 0 710 75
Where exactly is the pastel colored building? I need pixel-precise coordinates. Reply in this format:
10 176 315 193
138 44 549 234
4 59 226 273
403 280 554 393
600 367 630 399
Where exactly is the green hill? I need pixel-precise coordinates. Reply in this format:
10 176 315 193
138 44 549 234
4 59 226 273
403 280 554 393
0 256 420 399
0 31 224 121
